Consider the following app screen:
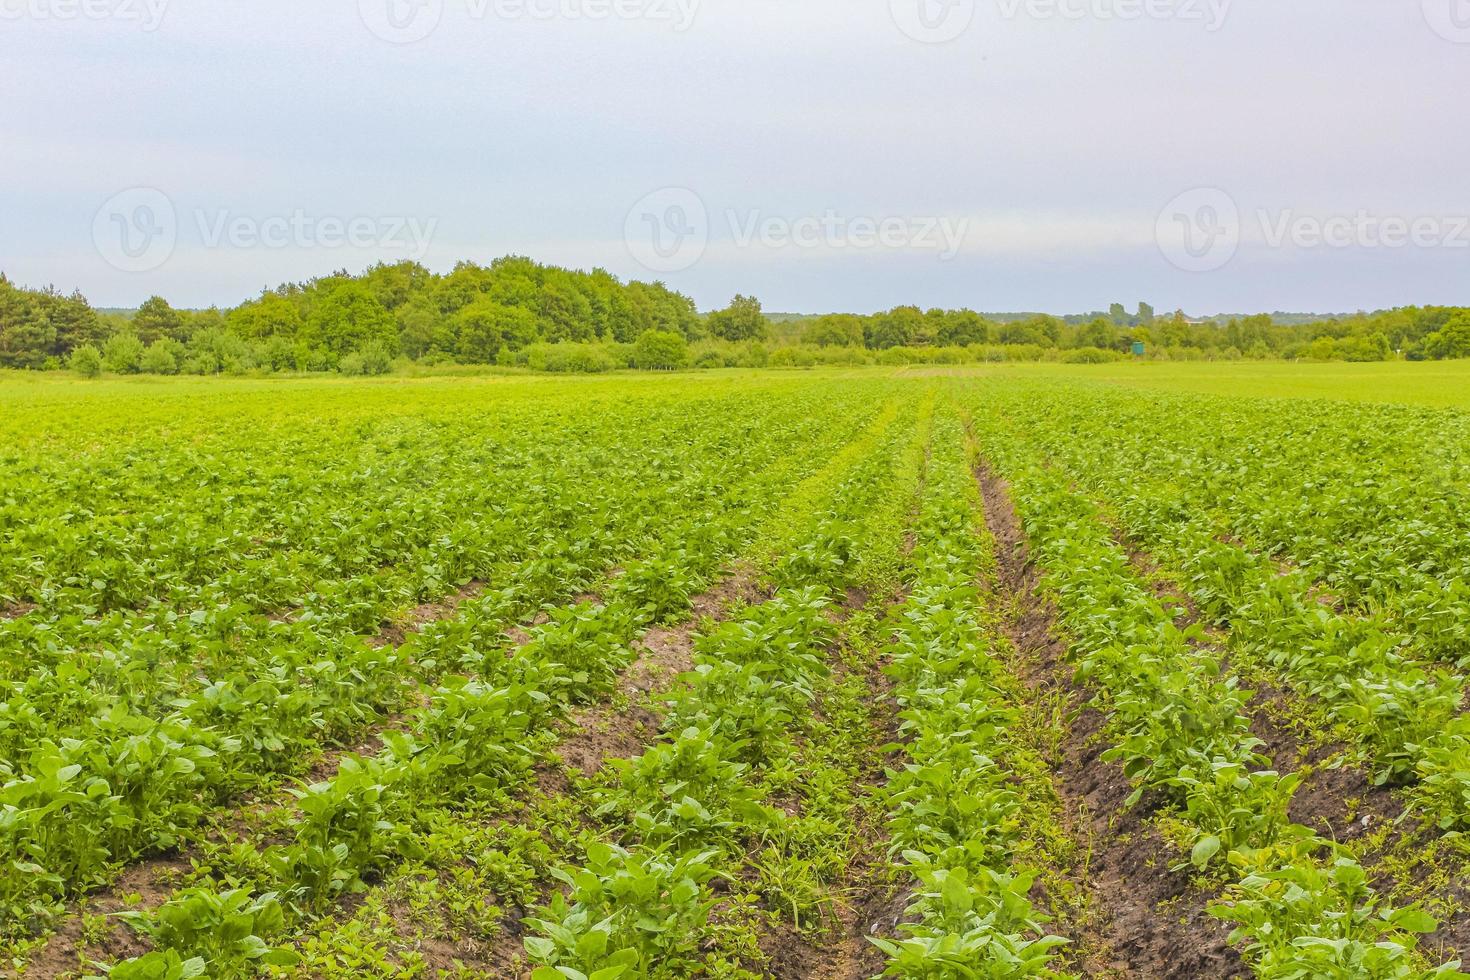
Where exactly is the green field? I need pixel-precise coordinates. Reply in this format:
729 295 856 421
2 366 1468 980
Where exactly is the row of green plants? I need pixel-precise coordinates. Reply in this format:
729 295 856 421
977 382 1470 829
968 407 1464 978
254 391 929 979
0 383 852 622
521 408 928 978
871 411 1072 976
0 383 888 946
995 382 1470 663
88 531 751 979
81 394 925 978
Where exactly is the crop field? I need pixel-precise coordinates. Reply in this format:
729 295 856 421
1 367 1468 980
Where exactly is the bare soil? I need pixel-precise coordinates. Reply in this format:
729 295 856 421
974 459 1246 980
369 579 487 649
469 564 772 978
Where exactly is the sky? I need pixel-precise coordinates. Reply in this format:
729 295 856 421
2 0 1467 315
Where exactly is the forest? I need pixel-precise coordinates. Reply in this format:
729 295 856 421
2 258 1469 376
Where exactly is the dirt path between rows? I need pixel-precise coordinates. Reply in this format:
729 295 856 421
12 578 575 980
446 564 772 978
973 458 1245 980
1091 486 1470 970
766 589 907 980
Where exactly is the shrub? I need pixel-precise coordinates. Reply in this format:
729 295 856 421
632 330 688 371
101 332 145 374
769 346 817 368
337 345 392 376
254 336 296 373
1063 347 1118 364
69 344 103 377
139 343 179 375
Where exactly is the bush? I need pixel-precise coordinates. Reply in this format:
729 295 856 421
338 343 393 376
69 345 103 377
139 342 179 375
522 342 615 373
254 336 296 373
183 351 220 375
632 330 688 371
338 352 367 376
101 332 145 373
1063 347 1119 364
768 346 817 368
358 342 394 375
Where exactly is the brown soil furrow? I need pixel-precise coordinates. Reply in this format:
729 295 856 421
457 564 772 978
973 458 1245 980
767 591 906 980
1109 525 1406 845
1111 509 1470 964
368 579 487 649
12 580 563 980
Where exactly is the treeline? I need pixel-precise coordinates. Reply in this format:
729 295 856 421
794 302 1470 362
3 262 1469 376
1 258 709 375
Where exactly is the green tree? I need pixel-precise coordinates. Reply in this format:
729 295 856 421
69 344 103 377
706 295 769 342
395 295 451 359
802 314 865 348
102 332 146 373
1424 313 1470 360
140 341 180 374
633 329 688 370
133 295 185 343
937 310 991 347
868 306 923 349
228 293 303 340
305 282 398 356
0 289 54 368
1075 318 1117 350
455 298 536 363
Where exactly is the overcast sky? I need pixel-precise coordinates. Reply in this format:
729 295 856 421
2 0 1467 314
